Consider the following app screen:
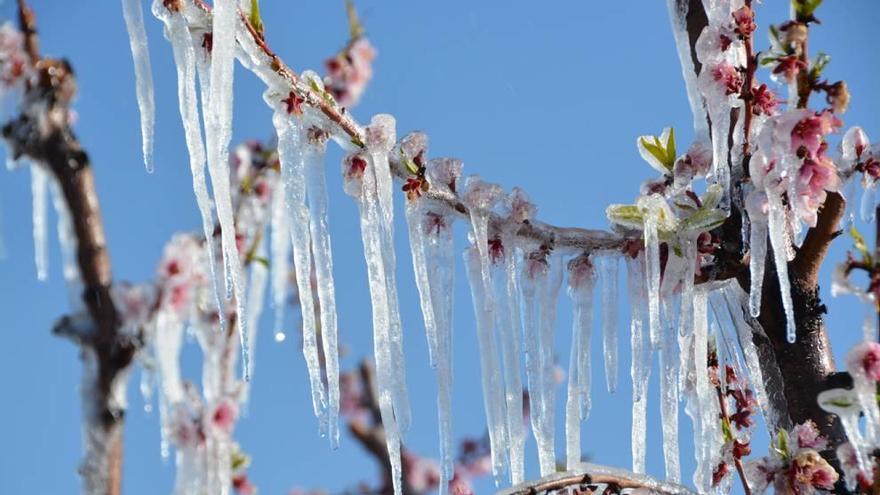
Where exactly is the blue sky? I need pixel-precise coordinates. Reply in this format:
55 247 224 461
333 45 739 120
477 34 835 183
0 1 878 494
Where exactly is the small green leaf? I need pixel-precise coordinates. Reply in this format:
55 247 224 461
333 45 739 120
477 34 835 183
346 0 365 40
850 225 873 265
681 208 727 233
249 0 263 35
637 127 676 173
606 204 645 231
809 52 831 81
251 256 270 268
399 149 419 175
351 135 365 148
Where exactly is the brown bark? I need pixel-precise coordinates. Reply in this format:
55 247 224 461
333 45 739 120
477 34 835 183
4 3 133 494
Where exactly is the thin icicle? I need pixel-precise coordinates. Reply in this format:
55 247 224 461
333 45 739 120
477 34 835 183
660 299 681 483
626 253 650 474
342 150 404 495
565 254 596 470
666 0 708 140
302 127 341 449
464 245 510 483
861 181 877 222
747 199 767 317
199 0 249 373
155 4 224 323
269 174 291 343
121 0 156 173
644 201 663 349
244 235 268 381
521 249 555 477
30 165 48 281
271 107 327 433
497 231 525 484
767 191 797 342
600 255 619 393
540 252 563 474
365 115 411 436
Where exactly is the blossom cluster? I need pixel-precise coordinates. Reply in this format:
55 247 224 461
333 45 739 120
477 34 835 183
744 421 837 494
710 358 758 489
324 37 376 109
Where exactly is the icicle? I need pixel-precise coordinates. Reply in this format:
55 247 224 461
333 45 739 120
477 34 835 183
565 254 596 470
644 201 663 349
626 253 649 473
408 151 460 491
464 245 510 483
666 0 708 140
541 252 563 472
155 3 224 323
302 125 341 449
30 165 48 281
747 202 767 317
767 191 797 342
521 249 555 477
271 107 327 432
600 255 619 393
660 300 681 483
342 145 406 495
676 237 698 393
709 107 731 210
495 241 525 484
861 181 877 222
244 235 268 381
691 289 714 492
365 115 411 436
121 0 156 173
269 174 291 344
199 0 249 374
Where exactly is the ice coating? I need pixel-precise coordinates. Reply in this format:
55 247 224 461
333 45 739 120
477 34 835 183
626 253 650 473
464 244 510 483
121 0 156 172
565 253 596 470
30 164 48 281
600 255 620 393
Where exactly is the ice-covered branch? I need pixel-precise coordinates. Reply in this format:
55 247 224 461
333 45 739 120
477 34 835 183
3 3 134 494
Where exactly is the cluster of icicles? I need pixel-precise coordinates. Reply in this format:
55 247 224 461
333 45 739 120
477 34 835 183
100 0 880 494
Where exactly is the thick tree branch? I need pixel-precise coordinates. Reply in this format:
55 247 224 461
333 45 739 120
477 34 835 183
3 4 134 494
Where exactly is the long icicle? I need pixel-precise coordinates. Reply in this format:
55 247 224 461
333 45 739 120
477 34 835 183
497 232 525 484
464 245 510 484
30 165 48 281
766 191 797 342
343 150 404 495
601 255 619 393
565 254 596 470
521 249 555 476
200 0 250 374
121 0 156 173
269 172 291 343
271 106 327 433
366 115 411 435
303 129 341 449
626 253 649 473
155 3 224 323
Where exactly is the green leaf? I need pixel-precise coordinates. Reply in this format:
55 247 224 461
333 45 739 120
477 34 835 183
399 149 419 175
351 135 365 148
681 207 727 233
850 225 873 265
637 127 676 173
346 0 365 39
606 204 645 231
768 25 784 52
809 52 831 81
249 0 263 34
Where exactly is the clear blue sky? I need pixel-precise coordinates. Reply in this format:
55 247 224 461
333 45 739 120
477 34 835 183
0 1 878 494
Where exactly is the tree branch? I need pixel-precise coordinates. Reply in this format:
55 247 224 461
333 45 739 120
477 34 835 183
3 4 135 494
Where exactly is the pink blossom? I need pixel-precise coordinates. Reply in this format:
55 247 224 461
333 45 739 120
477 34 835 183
712 63 743 95
790 111 841 160
773 55 807 83
0 23 29 88
752 84 778 116
846 341 880 382
209 398 239 435
791 420 827 450
404 454 441 492
324 37 376 108
732 6 756 38
790 449 839 491
232 474 256 495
